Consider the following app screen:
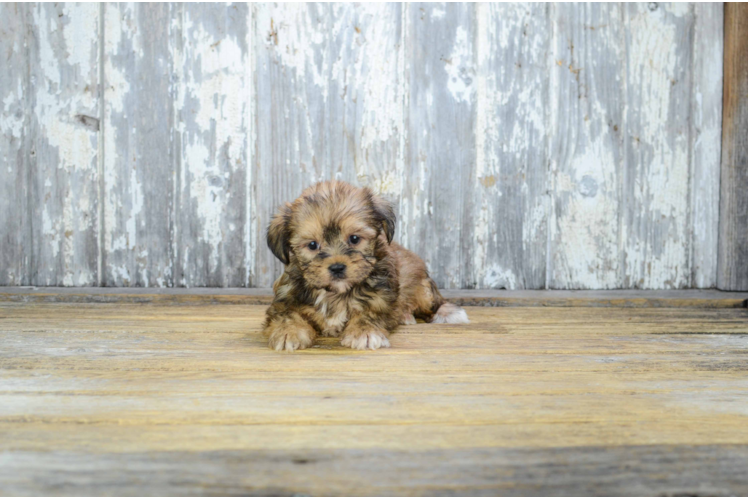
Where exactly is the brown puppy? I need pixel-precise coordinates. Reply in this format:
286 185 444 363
263 181 469 351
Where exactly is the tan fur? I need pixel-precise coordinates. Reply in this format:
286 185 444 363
263 181 468 352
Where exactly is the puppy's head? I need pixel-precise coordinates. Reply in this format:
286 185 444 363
267 181 395 293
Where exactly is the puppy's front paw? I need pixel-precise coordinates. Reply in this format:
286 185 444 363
266 321 315 352
340 327 391 350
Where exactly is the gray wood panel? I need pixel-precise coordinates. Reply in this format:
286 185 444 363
0 4 30 285
718 3 748 291
403 3 475 288
548 3 625 289
0 3 731 289
622 3 696 289
468 4 550 290
101 3 175 287
176 3 252 287
691 4 723 288
27 3 101 286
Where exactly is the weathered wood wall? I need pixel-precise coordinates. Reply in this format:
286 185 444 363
0 3 727 289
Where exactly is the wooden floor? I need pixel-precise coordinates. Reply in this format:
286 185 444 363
1 297 747 495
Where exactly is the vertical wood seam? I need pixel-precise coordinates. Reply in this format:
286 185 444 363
97 2 106 286
615 2 626 289
686 3 695 288
715 4 729 287
398 2 407 250
717 2 737 290
716 6 728 289
472 2 482 289
619 1 630 288
244 4 255 288
400 2 410 252
718 5 732 289
170 3 183 288
543 1 552 290
544 2 556 290
23 3 34 286
460 2 476 289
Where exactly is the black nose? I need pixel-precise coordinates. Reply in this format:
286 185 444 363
329 263 346 276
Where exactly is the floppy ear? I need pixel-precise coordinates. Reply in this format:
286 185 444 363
370 192 396 244
267 203 293 265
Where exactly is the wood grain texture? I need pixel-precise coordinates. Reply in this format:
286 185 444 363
2 446 747 496
718 3 748 291
101 3 176 287
0 302 747 495
548 3 625 289
623 3 695 289
253 3 404 287
690 3 723 288
0 3 731 289
0 4 30 285
403 3 475 289
470 4 549 289
27 3 101 286
176 3 252 287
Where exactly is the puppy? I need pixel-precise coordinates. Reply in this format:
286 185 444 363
263 180 469 352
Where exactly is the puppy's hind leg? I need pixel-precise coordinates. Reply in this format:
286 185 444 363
413 278 469 324
431 302 470 324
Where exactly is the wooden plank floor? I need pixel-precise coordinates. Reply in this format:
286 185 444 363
1 301 747 495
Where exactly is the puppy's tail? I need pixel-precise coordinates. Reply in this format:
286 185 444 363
430 302 470 324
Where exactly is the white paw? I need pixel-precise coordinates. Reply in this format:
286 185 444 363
340 329 391 350
266 324 315 352
431 303 469 324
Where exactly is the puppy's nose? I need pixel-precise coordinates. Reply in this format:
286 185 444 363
328 263 346 276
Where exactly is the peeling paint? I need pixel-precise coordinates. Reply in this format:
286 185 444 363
444 26 475 105
548 4 624 290
0 3 725 290
472 3 549 289
690 4 723 288
483 264 519 290
177 3 251 286
30 3 100 286
623 3 694 289
1 90 24 140
102 3 162 287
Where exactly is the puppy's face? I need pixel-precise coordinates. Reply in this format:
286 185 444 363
267 181 395 293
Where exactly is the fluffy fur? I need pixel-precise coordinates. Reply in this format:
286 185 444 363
263 181 469 352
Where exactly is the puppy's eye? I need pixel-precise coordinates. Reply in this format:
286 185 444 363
348 235 360 245
307 241 319 251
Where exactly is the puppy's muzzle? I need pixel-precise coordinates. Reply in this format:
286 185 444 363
328 263 346 279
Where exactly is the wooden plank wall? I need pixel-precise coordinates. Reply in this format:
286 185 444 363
0 4 30 286
718 3 748 291
0 3 727 289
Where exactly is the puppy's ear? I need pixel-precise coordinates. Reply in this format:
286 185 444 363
267 203 293 265
370 192 396 244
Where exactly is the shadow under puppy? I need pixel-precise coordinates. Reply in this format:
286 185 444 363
264 181 468 352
